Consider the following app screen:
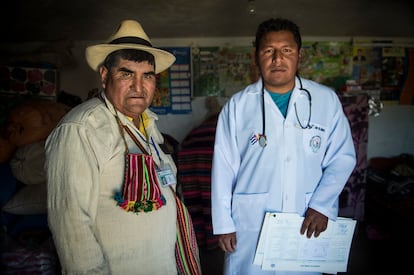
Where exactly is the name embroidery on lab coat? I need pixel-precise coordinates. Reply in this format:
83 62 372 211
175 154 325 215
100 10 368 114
309 135 321 153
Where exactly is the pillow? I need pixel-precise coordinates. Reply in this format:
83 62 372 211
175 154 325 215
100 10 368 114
5 100 70 147
9 140 46 185
2 184 47 215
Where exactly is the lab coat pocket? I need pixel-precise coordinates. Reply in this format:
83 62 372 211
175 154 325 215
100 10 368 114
302 125 326 155
232 192 269 231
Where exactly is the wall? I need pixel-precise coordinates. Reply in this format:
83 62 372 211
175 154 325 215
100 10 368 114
368 104 414 159
3 38 414 159
58 41 101 98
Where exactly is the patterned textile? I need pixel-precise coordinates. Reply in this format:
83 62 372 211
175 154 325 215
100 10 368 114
172 186 202 275
177 114 219 250
115 154 166 213
338 94 369 221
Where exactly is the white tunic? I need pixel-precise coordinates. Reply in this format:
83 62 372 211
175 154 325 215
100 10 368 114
45 94 177 274
211 77 356 275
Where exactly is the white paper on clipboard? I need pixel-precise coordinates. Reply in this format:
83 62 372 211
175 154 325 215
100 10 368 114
254 212 356 274
253 212 274 266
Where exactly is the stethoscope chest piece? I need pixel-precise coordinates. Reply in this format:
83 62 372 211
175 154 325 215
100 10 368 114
258 135 267 147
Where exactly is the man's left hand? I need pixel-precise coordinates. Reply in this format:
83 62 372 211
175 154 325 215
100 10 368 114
300 208 328 238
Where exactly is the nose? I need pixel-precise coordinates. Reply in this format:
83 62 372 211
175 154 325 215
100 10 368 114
132 75 143 92
272 50 283 62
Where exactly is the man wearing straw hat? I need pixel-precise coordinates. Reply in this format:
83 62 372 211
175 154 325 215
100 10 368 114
45 20 182 274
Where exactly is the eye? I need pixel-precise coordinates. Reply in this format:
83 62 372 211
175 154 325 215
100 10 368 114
282 48 289 53
119 71 133 79
143 73 156 80
262 48 274 56
282 47 294 55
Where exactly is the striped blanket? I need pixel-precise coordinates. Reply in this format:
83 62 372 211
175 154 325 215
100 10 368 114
177 114 219 250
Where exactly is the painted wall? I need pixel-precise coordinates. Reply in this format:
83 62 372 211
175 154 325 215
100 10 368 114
4 38 414 159
367 104 414 159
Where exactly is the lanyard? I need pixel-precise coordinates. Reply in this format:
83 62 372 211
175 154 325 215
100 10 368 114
99 91 163 162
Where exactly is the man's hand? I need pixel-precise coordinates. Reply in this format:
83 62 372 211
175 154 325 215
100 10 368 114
218 232 237 253
300 208 328 238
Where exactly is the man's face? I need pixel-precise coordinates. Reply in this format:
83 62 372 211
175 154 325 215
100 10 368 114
256 30 301 93
100 58 156 119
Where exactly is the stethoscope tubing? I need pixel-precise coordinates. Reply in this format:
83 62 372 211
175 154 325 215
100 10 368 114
259 75 312 148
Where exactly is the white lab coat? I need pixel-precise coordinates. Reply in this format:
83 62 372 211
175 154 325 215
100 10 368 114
211 77 356 275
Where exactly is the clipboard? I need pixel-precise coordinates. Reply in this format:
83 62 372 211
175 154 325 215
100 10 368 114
253 212 356 274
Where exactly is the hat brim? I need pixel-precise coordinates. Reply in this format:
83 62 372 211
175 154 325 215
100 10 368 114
85 44 176 74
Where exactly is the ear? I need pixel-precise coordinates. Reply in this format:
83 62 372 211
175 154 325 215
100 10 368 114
99 66 108 89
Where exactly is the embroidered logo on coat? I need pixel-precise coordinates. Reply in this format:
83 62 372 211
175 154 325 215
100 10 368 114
309 135 321 153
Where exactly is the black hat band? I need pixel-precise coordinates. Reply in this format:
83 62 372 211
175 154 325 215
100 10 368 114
110 36 152 47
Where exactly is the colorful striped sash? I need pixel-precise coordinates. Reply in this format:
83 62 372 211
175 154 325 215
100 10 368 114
171 186 202 275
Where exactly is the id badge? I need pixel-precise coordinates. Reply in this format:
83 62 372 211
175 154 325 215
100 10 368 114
157 163 176 187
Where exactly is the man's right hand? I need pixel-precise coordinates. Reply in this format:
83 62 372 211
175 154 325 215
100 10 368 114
218 232 237 253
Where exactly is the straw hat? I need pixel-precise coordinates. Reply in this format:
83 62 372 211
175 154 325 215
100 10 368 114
85 20 175 74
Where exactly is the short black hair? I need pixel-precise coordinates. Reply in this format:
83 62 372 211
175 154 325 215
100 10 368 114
102 49 155 72
254 18 302 58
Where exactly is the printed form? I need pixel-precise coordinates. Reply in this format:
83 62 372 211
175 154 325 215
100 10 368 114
254 212 356 274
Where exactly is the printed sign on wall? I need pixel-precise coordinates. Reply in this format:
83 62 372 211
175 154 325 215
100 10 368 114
150 47 192 114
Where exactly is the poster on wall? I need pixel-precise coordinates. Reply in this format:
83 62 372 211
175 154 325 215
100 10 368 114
351 46 382 90
192 46 257 97
150 42 411 108
300 41 353 91
150 47 192 114
0 65 58 99
350 45 408 101
381 47 406 101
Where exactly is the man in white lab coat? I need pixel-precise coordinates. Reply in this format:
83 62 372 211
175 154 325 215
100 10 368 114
211 18 356 275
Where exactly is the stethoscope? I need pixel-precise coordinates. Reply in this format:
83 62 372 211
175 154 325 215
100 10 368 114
258 75 312 148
